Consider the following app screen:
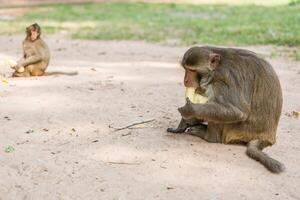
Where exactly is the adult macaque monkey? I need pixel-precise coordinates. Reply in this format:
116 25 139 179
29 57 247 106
11 23 77 77
168 46 284 173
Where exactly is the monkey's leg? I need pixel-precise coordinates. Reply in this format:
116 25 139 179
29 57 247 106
12 69 30 77
27 64 45 76
167 118 189 134
31 69 44 76
186 124 220 143
186 124 212 142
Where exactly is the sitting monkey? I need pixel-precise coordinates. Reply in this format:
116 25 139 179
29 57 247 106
12 23 50 77
168 46 284 173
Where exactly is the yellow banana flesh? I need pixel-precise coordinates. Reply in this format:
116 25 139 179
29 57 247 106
5 59 24 73
185 87 208 104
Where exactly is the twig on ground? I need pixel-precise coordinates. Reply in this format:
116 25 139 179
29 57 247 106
110 119 155 132
121 132 132 137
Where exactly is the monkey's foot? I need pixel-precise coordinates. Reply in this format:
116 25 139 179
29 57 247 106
186 125 208 138
12 72 20 77
12 71 30 77
167 127 186 134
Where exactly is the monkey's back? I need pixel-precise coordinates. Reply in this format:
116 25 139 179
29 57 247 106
212 47 283 145
38 39 50 70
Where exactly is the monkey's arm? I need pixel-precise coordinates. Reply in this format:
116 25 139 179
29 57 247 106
17 44 43 67
17 54 42 67
178 98 248 123
167 118 189 133
15 44 29 68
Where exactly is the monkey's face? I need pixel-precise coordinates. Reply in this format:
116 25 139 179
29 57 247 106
30 30 39 41
26 23 41 41
182 47 220 88
183 68 200 88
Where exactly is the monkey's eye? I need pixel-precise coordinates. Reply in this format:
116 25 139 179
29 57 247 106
184 67 196 72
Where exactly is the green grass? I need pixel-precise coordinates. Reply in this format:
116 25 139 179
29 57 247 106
0 2 299 46
293 52 300 60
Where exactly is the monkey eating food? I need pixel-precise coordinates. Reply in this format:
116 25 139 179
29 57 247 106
167 46 284 173
185 87 208 104
11 23 50 77
5 59 24 73
166 87 208 134
11 23 77 77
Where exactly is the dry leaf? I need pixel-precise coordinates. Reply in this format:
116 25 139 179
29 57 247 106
1 79 8 84
292 111 299 119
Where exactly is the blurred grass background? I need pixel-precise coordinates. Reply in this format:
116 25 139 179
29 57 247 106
0 0 299 46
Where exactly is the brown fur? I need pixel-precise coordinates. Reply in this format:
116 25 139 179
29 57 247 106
13 23 50 77
13 23 77 77
168 46 284 173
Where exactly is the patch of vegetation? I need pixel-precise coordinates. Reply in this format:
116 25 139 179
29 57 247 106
293 51 300 60
289 0 300 6
0 2 299 46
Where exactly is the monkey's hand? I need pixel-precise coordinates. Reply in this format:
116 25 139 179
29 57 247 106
13 63 25 73
178 98 195 120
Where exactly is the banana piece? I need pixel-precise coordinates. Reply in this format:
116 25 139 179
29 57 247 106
16 67 25 73
5 59 25 73
185 87 208 104
6 59 17 68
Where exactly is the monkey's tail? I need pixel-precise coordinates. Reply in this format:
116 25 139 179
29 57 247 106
44 71 78 76
246 140 285 173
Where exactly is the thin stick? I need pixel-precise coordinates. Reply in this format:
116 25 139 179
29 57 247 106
121 132 132 137
111 119 155 132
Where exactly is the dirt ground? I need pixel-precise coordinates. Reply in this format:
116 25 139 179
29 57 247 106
0 35 299 200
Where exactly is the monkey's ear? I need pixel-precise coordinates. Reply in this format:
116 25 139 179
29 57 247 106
209 53 221 70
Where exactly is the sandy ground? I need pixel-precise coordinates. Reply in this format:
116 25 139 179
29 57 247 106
0 35 299 200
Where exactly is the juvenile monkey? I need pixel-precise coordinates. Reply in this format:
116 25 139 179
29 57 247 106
12 23 77 77
168 46 284 173
12 23 50 77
